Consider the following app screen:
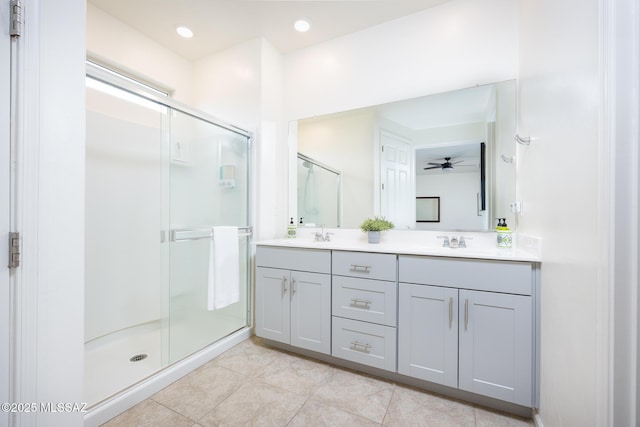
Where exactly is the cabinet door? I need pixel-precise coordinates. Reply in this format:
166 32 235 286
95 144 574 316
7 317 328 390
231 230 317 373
290 271 331 354
398 283 458 388
459 290 533 406
255 267 290 344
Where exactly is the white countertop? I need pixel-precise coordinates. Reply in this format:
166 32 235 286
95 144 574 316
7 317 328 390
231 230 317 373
255 229 542 263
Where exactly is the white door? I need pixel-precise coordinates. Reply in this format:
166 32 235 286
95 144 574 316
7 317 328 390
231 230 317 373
458 290 533 406
290 271 331 354
398 284 458 388
380 130 413 228
255 267 291 344
1 2 13 423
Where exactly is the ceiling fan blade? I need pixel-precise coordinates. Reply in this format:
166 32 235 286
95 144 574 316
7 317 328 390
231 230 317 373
427 162 443 166
423 165 441 170
451 160 464 165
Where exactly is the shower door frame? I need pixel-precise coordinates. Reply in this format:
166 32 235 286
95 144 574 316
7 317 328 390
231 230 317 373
85 60 255 364
297 152 342 228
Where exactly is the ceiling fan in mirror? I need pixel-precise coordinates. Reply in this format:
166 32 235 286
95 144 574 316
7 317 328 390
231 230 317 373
423 157 476 172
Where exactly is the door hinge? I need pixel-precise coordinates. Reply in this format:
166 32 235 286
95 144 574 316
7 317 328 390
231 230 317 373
8 232 20 269
10 0 23 37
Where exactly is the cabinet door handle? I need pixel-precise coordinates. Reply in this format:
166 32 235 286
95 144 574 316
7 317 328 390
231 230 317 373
449 297 453 329
464 299 469 331
349 264 371 273
350 341 371 353
350 298 372 307
282 276 288 296
291 278 297 296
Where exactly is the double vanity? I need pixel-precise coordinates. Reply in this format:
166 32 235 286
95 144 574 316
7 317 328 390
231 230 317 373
254 230 541 415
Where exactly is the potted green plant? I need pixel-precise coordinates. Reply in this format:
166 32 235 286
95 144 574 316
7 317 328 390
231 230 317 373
360 217 394 243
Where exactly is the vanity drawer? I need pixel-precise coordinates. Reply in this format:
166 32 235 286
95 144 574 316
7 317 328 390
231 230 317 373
332 316 397 372
256 246 330 274
332 251 397 281
399 256 532 295
332 276 397 326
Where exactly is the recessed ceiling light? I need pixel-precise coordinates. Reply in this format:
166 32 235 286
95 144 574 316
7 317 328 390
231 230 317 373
294 18 311 33
176 26 194 38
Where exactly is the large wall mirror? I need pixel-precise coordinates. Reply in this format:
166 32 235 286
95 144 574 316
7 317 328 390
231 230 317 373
291 80 516 231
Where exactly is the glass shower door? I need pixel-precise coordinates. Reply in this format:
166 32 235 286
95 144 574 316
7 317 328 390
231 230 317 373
168 110 250 362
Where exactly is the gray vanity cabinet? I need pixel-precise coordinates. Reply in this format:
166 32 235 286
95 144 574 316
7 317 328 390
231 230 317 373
255 246 331 355
398 255 534 407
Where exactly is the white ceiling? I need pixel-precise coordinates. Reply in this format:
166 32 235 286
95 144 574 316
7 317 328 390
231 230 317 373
87 0 453 61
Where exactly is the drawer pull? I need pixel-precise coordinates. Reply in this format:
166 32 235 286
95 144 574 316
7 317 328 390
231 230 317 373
349 264 371 273
291 278 297 296
350 298 372 307
282 276 288 296
350 340 371 353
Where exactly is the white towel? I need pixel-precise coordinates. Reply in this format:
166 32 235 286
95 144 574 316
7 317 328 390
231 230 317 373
207 226 240 310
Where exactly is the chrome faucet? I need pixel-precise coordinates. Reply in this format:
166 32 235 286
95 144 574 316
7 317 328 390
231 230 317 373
437 235 450 247
437 235 470 248
314 225 332 242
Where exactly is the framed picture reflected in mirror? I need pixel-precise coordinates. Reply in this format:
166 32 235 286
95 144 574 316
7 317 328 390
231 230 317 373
416 196 440 223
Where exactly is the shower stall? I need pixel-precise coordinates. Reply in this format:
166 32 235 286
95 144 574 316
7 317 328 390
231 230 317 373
84 62 252 406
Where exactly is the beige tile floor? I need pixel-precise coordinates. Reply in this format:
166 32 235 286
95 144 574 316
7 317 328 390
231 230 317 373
103 336 534 427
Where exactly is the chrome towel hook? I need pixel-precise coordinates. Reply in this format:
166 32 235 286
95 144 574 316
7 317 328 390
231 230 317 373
514 134 532 145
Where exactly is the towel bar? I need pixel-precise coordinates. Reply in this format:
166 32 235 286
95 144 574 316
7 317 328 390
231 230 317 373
169 226 252 242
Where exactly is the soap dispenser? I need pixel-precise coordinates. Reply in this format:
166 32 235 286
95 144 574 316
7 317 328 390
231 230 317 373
287 218 297 239
496 218 512 248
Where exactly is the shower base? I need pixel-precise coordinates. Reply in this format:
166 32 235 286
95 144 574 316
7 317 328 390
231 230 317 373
84 321 163 406
84 313 248 406
84 326 250 427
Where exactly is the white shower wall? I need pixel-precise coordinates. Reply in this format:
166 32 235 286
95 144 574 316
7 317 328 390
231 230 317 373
85 88 164 342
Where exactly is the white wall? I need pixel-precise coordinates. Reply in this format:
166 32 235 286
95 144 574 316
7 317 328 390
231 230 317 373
283 0 518 120
84 91 163 341
19 1 86 425
416 172 483 230
193 39 262 130
193 38 285 240
518 0 601 425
